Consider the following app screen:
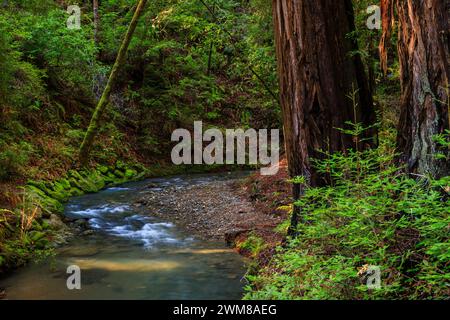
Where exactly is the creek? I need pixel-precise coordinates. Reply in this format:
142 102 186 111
0 173 247 299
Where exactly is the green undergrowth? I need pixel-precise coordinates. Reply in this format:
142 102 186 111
0 160 149 272
245 129 449 300
237 232 267 258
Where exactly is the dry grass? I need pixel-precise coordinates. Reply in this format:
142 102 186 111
0 191 41 242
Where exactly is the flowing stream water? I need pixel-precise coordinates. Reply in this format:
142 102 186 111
0 173 247 299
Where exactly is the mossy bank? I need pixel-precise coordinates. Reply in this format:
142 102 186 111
0 161 152 273
0 161 257 273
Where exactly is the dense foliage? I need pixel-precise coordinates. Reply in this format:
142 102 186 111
0 0 278 182
245 128 449 299
0 0 448 300
0 0 278 271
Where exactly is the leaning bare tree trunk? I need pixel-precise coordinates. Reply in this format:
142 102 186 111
79 0 148 166
380 0 449 178
272 0 377 234
93 0 100 45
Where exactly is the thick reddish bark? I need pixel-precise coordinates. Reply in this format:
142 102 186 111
272 0 376 232
380 0 449 178
272 0 376 184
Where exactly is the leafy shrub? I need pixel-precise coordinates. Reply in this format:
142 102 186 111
239 233 266 257
16 9 99 91
0 18 45 110
0 142 34 181
245 130 449 300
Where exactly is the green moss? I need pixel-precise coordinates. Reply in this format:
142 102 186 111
68 170 100 193
27 231 49 249
115 161 126 170
130 162 146 173
40 220 50 230
97 164 109 174
125 168 137 179
133 170 147 181
23 163 147 228
47 182 70 202
2 160 154 273
102 173 116 184
27 180 47 191
68 187 83 196
59 178 72 190
26 185 64 213
113 169 125 179
29 231 45 242
81 170 106 190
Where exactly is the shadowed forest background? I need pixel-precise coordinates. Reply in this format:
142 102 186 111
0 0 448 300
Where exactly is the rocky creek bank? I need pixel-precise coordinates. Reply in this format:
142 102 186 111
134 176 283 245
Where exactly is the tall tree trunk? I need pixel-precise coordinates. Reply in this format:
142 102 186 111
207 2 215 76
272 0 376 233
93 0 100 45
79 0 148 166
380 0 449 178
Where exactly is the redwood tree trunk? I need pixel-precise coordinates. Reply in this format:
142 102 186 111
272 0 376 232
381 0 449 178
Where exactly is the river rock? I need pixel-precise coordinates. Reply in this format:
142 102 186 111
43 214 68 231
135 198 148 205
73 219 89 229
81 230 95 236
